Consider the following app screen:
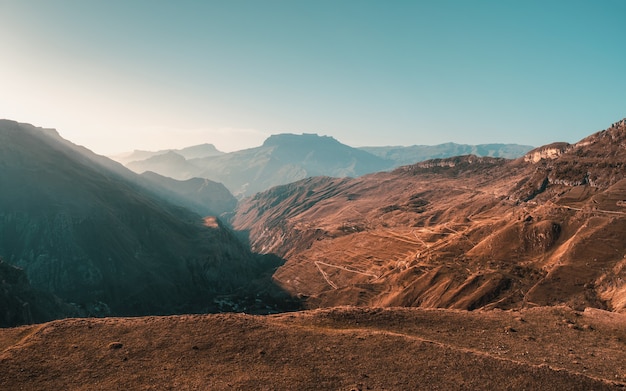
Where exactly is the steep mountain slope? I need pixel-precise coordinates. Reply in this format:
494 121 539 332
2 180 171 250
0 120 294 320
232 119 626 313
360 142 533 166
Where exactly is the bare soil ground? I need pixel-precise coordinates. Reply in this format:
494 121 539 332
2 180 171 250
1 306 625 390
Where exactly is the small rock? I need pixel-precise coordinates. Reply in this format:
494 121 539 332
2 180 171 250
108 342 123 349
504 326 516 333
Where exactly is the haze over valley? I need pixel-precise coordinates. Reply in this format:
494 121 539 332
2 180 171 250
1 1 625 389
1 117 626 389
115 134 533 198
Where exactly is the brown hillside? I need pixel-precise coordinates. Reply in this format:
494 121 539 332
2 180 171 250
232 120 626 312
1 306 625 390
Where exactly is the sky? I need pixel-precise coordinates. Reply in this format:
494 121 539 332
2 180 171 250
0 0 624 155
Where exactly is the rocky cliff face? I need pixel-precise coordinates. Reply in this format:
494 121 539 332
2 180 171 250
523 142 571 164
0 257 79 327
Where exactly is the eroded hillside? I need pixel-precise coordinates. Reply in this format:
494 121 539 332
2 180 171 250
232 120 626 312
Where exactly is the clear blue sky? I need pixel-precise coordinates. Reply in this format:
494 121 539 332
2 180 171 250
1 0 624 154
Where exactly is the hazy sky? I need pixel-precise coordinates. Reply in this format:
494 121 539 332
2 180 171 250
1 1 624 155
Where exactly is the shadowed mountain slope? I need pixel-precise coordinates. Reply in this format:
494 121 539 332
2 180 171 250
0 258 79 327
0 120 294 321
232 119 626 313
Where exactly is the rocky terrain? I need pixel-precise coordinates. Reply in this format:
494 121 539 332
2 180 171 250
0 306 624 390
232 120 626 313
120 133 532 198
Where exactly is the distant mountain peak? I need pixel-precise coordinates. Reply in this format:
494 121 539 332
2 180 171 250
262 133 339 147
144 150 186 162
178 143 224 159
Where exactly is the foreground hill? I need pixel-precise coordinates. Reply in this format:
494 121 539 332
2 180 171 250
232 119 626 312
0 120 293 325
0 306 624 390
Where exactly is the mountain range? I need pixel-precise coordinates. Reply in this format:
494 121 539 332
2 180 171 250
2 117 626 389
232 119 626 312
112 143 224 165
117 134 533 197
361 142 534 166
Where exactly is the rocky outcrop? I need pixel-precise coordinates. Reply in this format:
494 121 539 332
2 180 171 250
524 142 571 163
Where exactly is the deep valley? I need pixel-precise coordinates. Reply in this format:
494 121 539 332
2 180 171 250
1 118 626 390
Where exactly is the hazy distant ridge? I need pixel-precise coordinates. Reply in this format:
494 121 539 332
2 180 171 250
117 134 533 197
360 142 534 166
114 143 224 165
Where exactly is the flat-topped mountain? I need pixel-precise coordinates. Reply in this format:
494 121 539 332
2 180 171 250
119 134 532 198
0 120 294 326
232 119 626 313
